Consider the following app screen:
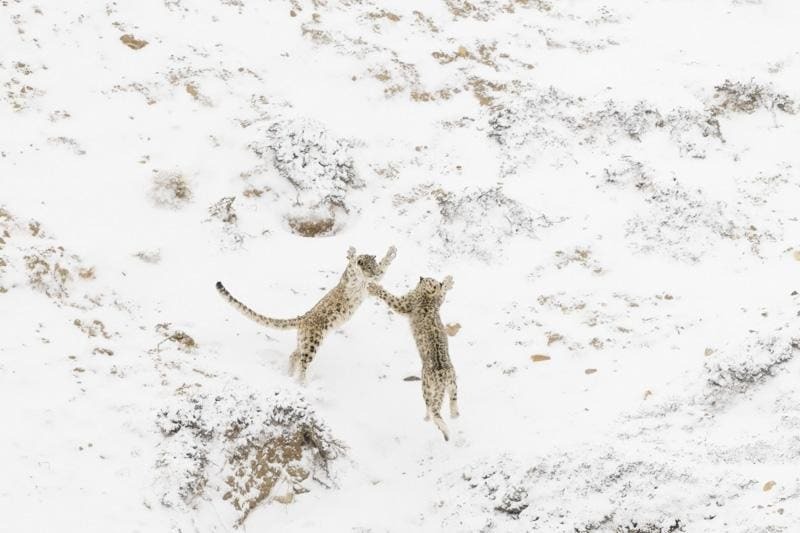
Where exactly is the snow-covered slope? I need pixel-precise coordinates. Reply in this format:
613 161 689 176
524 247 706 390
2 1 799 531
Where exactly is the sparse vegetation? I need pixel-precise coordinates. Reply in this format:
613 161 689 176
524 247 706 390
393 184 560 260
150 171 192 209
705 334 797 403
156 388 345 525
710 79 795 116
207 197 238 225
286 215 336 237
134 249 161 264
252 118 362 211
73 318 112 339
155 323 197 353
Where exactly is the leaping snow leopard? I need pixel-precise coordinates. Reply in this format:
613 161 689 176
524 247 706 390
217 245 396 383
368 275 459 441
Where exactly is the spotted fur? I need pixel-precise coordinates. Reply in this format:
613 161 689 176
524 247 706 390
217 245 396 383
368 275 458 441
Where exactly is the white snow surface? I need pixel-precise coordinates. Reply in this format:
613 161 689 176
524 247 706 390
2 0 800 531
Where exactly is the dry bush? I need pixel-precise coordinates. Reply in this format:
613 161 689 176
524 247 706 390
487 79 793 173
206 197 245 248
250 118 362 212
244 118 362 237
156 387 344 525
598 158 781 262
208 196 237 225
705 333 798 405
24 246 89 301
394 184 559 261
710 79 795 116
455 452 691 531
1 207 93 302
155 323 197 352
73 318 112 339
286 215 336 238
150 171 192 209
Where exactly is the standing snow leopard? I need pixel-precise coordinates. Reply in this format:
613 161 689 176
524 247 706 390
368 275 458 441
217 245 396 383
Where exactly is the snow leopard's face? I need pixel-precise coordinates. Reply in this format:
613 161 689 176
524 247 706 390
417 277 443 295
356 254 380 278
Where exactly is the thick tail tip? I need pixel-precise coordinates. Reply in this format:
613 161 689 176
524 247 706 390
215 281 224 290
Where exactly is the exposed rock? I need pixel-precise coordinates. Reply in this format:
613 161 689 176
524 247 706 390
120 34 149 50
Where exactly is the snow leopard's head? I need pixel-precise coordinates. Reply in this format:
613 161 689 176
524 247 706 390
356 254 380 278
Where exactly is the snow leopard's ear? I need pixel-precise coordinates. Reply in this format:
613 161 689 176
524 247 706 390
419 276 423 282
347 246 356 260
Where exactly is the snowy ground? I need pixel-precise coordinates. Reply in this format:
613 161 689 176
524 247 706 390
2 0 800 531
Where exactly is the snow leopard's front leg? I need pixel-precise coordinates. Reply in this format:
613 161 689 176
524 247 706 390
375 245 397 279
368 282 412 314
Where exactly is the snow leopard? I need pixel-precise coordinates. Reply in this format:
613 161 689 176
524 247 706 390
368 275 458 441
217 245 396 383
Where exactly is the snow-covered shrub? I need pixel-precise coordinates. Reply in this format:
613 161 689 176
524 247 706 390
450 451 693 532
709 79 796 116
0 206 92 302
248 118 362 236
23 246 85 300
596 158 780 262
286 214 337 237
149 170 193 209
251 118 362 210
154 322 197 353
206 196 246 248
155 386 345 526
485 79 794 175
393 184 559 261
705 334 798 403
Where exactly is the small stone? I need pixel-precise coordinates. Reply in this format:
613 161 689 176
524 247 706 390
643 389 652 400
704 348 715 357
531 354 550 363
763 480 776 491
584 368 597 375
546 333 563 345
403 375 421 382
120 34 148 50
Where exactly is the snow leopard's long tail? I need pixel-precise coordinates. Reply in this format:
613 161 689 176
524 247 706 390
216 281 301 330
